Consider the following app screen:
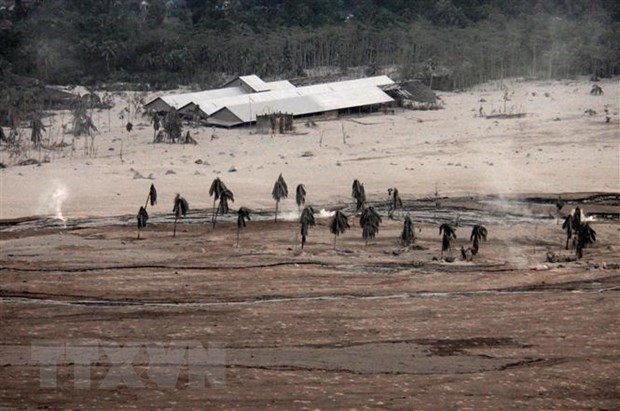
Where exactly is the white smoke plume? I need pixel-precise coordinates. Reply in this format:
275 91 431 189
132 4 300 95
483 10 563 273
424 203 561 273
37 180 69 226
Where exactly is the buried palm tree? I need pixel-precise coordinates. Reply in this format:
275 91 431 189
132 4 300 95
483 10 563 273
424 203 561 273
352 179 366 212
360 206 382 245
172 194 189 237
296 184 306 212
470 225 487 254
137 206 148 239
236 207 251 248
330 210 350 249
209 177 226 227
400 215 415 246
576 223 596 259
272 174 288 222
299 206 316 249
439 223 457 258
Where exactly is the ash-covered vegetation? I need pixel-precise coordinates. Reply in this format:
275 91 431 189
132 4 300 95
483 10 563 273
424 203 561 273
0 0 619 89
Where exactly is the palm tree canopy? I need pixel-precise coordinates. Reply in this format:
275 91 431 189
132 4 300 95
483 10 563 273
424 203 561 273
352 179 366 211
352 179 363 198
300 206 316 237
149 184 157 206
209 177 226 200
296 184 306 208
579 223 596 245
173 194 189 218
572 207 583 229
237 207 251 228
401 215 415 245
137 206 149 228
392 188 403 209
360 206 382 240
470 225 487 242
439 223 457 238
562 215 573 235
330 210 350 236
217 188 235 214
439 223 457 252
300 206 316 224
272 173 288 200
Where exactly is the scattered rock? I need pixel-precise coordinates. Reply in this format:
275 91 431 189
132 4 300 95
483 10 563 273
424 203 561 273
195 159 203 164
228 166 237 172
300 151 314 158
165 170 176 175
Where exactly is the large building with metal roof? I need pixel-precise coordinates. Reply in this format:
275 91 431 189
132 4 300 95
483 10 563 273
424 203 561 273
144 74 395 127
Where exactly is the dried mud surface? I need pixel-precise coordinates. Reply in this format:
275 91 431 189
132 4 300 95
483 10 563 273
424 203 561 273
1 194 619 410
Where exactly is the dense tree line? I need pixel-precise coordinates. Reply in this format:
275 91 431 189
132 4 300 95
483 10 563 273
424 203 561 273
0 0 619 88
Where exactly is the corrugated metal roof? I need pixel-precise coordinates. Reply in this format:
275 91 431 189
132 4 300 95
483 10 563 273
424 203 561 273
144 87 247 110
238 75 271 92
183 76 394 118
212 86 393 126
265 80 296 90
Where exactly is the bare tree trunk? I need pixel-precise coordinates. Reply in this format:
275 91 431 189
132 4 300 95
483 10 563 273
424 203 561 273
211 199 217 226
173 217 178 237
275 200 279 222
212 207 219 229
333 235 337 250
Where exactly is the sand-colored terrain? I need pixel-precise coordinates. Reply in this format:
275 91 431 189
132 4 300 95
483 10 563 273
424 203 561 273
0 77 618 219
0 77 619 409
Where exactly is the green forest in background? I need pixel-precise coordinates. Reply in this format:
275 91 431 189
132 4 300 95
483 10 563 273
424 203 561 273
1 0 619 89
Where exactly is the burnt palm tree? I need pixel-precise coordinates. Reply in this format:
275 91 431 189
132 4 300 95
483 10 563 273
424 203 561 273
30 112 45 147
439 223 457 258
236 207 251 248
390 187 403 211
137 206 149 239
300 206 316 249
330 210 350 249
172 194 189 237
209 177 226 227
572 207 582 229
296 184 306 212
272 173 288 222
401 215 415 246
562 214 574 249
576 223 596 259
470 225 487 254
214 187 234 228
352 179 366 212
145 184 157 209
360 206 382 245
